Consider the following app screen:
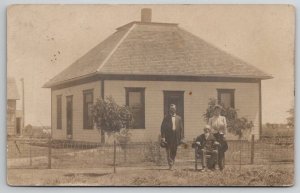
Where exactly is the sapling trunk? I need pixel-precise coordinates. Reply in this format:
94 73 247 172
113 133 116 173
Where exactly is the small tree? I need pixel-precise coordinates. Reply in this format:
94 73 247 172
92 96 133 172
203 98 253 139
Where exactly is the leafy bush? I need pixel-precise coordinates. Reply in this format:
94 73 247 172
203 98 253 138
92 96 133 135
229 117 254 138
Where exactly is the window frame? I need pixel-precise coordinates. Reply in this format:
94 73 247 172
56 95 62 130
83 89 94 130
217 89 235 108
125 87 145 129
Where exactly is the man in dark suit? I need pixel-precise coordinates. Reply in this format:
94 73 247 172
194 125 218 171
161 104 184 170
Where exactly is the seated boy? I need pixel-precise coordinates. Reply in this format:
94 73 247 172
193 125 219 171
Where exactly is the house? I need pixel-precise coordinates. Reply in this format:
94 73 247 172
7 77 23 136
44 8 272 143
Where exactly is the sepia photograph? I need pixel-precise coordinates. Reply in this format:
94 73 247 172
6 4 295 186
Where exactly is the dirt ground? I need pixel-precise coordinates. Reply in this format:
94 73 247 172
7 164 294 186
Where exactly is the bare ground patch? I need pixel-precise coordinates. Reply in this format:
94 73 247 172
7 164 293 186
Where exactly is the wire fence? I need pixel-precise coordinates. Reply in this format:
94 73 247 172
7 135 294 170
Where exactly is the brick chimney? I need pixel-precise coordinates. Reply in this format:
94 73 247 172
141 8 152 22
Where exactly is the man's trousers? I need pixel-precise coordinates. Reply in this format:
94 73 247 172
166 142 178 166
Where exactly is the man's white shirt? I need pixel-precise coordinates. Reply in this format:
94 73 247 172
172 115 176 130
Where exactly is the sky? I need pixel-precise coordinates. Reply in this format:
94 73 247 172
7 4 295 126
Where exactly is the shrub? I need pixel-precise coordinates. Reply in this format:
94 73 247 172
92 96 133 136
203 98 253 138
143 142 164 165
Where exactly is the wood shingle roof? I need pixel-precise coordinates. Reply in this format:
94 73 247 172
44 21 272 88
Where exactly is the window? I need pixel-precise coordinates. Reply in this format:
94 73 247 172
125 88 145 129
56 95 62 130
83 90 94 129
217 89 235 108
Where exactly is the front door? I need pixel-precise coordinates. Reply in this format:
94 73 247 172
163 91 184 126
66 96 73 139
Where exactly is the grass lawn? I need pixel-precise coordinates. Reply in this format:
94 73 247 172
7 164 293 186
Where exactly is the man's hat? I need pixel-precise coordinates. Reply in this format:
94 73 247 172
170 104 176 108
160 140 167 148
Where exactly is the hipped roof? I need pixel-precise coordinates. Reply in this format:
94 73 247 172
44 21 272 88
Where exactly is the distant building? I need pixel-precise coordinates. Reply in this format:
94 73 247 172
44 9 272 143
7 77 23 136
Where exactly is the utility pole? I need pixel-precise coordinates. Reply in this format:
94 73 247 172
20 78 25 130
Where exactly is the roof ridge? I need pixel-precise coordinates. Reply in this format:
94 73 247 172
96 23 136 73
116 21 178 30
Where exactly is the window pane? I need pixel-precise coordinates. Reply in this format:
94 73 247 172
129 92 141 107
87 103 93 127
83 91 93 129
220 93 231 108
132 109 143 128
85 93 93 103
87 103 93 116
126 89 145 129
87 103 93 128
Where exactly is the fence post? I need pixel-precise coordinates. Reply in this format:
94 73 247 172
124 144 127 162
250 135 255 164
158 142 162 165
239 139 242 171
48 138 52 169
113 139 116 173
29 140 32 166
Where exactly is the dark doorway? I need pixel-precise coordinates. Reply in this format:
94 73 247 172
66 96 73 139
163 91 184 126
16 118 21 135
